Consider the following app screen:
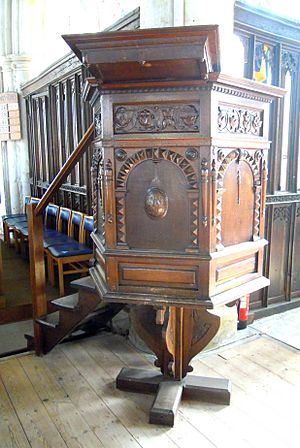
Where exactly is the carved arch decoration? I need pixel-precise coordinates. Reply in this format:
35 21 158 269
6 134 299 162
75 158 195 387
116 148 198 189
91 147 105 244
116 148 199 248
215 148 263 250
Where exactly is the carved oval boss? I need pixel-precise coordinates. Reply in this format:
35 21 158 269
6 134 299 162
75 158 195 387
144 187 168 219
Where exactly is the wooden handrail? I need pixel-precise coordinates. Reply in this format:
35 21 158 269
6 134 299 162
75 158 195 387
34 122 94 217
28 122 94 355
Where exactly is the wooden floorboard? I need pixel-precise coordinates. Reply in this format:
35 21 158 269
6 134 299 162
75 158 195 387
0 374 31 448
0 333 299 447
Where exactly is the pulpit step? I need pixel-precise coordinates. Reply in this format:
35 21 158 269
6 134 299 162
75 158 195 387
51 293 80 311
36 311 60 329
70 275 96 292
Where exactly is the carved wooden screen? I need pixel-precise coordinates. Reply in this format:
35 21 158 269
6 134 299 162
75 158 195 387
234 2 300 314
24 58 93 214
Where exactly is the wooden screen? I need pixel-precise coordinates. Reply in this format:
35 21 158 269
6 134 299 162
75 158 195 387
234 2 300 315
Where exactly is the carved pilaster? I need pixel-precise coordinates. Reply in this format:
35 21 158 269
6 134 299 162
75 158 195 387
94 112 102 136
91 147 105 243
200 158 209 227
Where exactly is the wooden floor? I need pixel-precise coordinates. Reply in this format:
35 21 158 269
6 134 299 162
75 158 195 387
0 332 300 448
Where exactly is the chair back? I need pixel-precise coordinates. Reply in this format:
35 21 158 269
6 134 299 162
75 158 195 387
44 204 60 230
80 215 93 247
24 196 31 213
69 211 84 241
30 197 40 205
57 208 72 235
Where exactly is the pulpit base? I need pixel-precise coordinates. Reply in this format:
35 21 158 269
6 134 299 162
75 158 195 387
116 367 231 426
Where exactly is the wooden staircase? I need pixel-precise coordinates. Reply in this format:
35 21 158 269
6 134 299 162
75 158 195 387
27 123 124 355
32 276 123 354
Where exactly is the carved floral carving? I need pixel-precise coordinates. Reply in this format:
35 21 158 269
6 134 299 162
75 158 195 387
218 105 263 136
113 103 200 134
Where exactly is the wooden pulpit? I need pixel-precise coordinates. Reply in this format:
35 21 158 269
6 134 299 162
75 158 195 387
64 26 285 426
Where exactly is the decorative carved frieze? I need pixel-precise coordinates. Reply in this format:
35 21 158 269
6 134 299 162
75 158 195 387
217 105 263 136
113 103 200 134
266 194 300 204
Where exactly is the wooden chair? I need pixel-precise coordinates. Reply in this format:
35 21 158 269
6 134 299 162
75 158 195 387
12 197 40 252
46 213 93 296
10 202 60 259
2 195 31 246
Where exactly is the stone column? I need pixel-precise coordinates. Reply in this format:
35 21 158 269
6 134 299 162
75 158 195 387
0 0 32 216
3 55 31 214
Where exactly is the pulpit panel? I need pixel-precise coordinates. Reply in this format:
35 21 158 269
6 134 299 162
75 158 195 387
221 159 255 246
126 159 190 251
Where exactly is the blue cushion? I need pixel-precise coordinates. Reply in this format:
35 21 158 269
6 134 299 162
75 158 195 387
83 217 93 233
20 228 29 237
5 216 27 226
2 213 26 222
43 234 72 249
46 204 58 217
48 242 92 258
72 212 82 227
14 221 29 231
43 229 60 237
60 208 71 222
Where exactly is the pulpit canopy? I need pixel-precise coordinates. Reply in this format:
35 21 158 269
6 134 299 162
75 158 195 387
63 25 220 85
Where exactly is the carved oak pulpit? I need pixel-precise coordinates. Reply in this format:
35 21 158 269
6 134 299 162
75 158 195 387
64 26 285 426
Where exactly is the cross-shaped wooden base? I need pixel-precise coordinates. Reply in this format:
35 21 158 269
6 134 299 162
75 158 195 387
116 367 231 427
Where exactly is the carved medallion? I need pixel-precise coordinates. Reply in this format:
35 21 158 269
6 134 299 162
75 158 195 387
115 148 127 162
144 187 168 219
185 147 199 160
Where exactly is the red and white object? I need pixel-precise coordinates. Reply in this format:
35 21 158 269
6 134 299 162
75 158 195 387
237 294 250 329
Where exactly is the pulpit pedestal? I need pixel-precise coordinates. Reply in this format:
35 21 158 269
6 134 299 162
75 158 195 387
64 25 285 426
